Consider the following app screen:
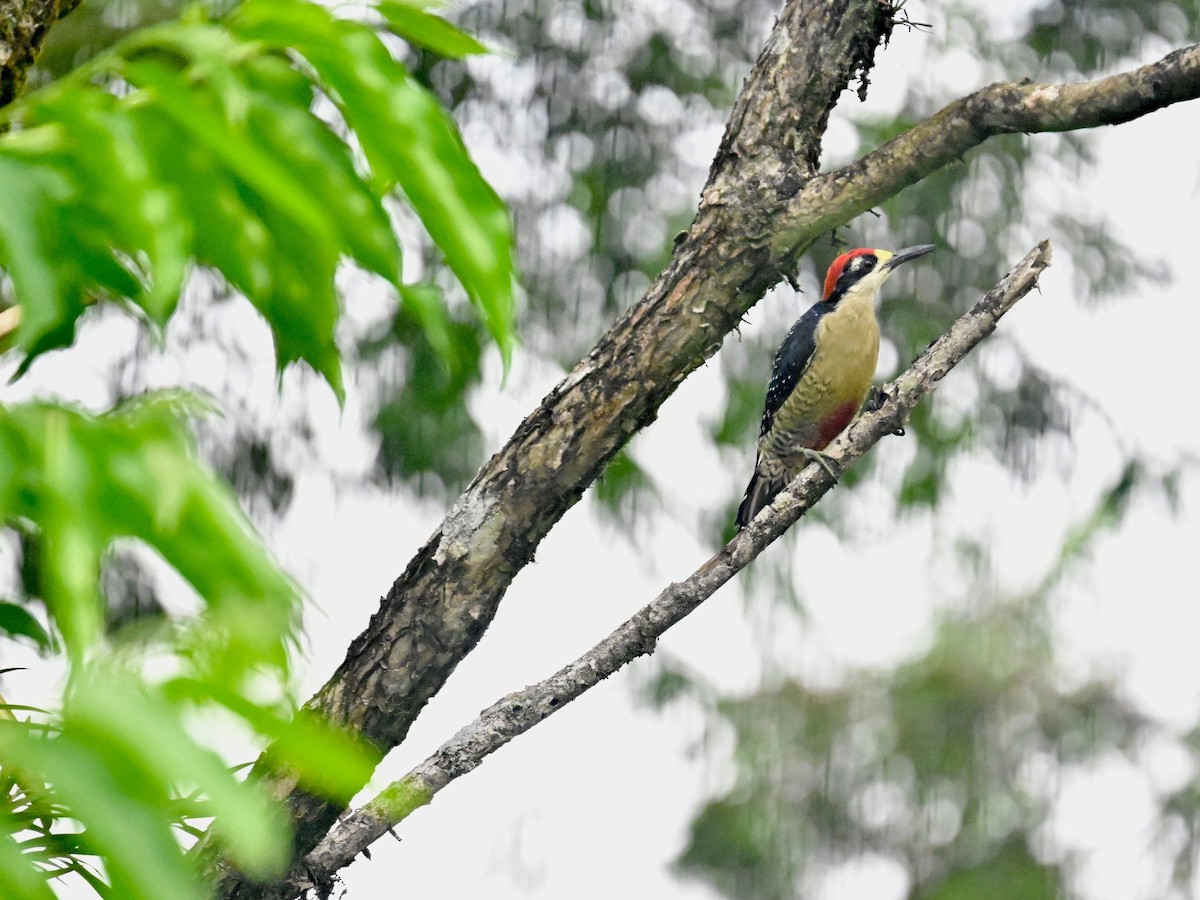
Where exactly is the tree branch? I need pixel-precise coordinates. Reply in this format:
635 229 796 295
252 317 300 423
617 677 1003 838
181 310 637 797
780 42 1200 245
286 241 1053 897
0 0 79 109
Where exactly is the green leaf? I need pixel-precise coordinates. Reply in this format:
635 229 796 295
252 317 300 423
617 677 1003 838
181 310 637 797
231 0 517 366
0 819 57 900
362 56 516 366
0 603 52 650
377 1 489 58
29 86 191 326
236 60 400 282
66 670 289 878
165 678 381 804
0 155 88 366
0 399 299 670
0 669 296 898
0 721 205 900
0 87 191 363
119 55 338 259
0 0 510 390
259 709 380 803
107 24 407 396
124 98 347 395
58 861 111 898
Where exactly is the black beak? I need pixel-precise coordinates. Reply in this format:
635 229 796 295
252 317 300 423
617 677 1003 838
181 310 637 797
884 244 935 270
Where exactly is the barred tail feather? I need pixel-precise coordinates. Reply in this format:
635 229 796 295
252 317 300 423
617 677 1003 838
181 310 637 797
736 468 785 529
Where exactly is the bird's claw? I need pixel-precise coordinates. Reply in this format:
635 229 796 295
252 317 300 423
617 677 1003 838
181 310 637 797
801 448 841 480
865 386 906 436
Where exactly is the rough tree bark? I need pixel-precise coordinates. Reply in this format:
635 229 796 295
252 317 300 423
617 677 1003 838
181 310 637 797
205 1 1200 896
0 0 78 108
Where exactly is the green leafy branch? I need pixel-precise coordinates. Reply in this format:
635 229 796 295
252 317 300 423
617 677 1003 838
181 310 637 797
0 0 518 896
0 0 516 391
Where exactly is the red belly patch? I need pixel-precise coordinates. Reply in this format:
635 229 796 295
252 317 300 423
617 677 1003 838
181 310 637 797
814 402 858 449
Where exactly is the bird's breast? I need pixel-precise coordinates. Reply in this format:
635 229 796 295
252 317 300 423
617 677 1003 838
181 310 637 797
764 296 880 457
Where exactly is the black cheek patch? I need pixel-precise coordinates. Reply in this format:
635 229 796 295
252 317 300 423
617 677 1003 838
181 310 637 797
828 253 877 305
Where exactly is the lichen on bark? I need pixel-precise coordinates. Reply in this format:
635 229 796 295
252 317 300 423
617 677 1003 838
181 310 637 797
0 0 77 108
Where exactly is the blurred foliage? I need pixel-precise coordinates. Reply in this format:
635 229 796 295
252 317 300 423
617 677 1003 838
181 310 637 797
0 0 513 894
666 459 1195 899
361 284 488 494
0 396 383 896
446 0 773 351
670 516 1116 896
594 445 658 529
0 397 297 664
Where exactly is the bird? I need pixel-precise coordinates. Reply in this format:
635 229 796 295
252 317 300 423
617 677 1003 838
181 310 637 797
736 244 935 528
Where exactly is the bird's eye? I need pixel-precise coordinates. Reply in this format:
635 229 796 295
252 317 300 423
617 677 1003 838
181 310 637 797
851 256 874 272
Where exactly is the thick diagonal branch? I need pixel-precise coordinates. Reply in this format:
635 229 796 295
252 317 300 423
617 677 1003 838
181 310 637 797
286 242 1052 896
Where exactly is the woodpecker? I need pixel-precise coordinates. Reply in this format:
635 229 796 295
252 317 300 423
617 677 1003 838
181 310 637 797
736 244 935 528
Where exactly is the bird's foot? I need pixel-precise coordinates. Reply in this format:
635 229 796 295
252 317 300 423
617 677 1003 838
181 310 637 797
801 447 841 480
865 386 906 436
866 384 888 412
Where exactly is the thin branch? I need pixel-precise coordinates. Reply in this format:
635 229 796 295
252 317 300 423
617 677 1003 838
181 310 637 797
287 242 1053 897
778 43 1200 248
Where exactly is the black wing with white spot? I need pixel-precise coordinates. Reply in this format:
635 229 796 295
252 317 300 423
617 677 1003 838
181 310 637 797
759 302 831 439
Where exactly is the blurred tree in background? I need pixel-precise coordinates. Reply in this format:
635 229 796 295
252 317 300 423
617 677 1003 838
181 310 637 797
4 0 1200 898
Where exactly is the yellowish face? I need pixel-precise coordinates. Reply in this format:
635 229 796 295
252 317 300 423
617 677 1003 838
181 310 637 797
840 250 896 302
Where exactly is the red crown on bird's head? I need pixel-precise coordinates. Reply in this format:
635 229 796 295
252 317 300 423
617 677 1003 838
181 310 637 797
823 248 877 301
